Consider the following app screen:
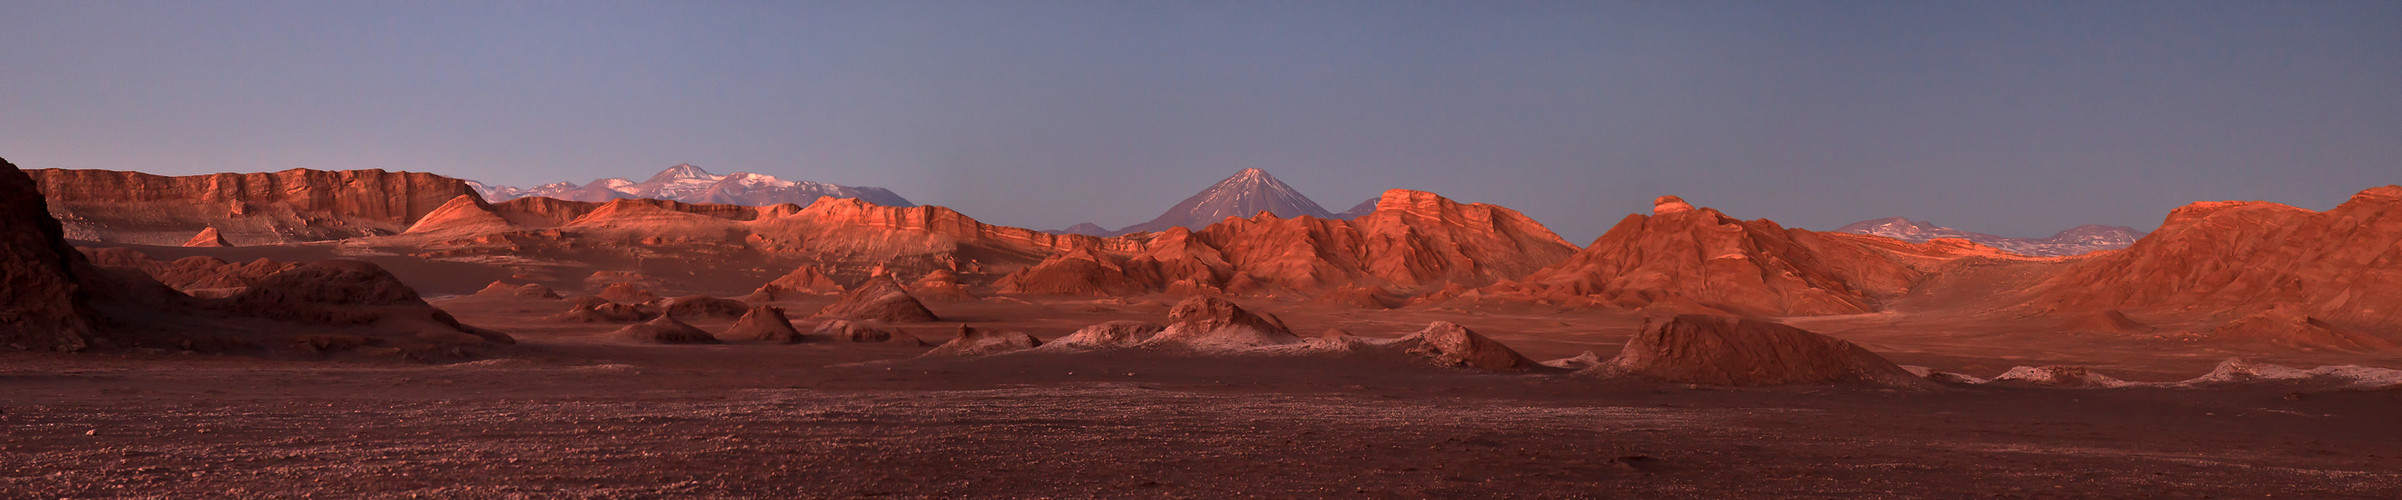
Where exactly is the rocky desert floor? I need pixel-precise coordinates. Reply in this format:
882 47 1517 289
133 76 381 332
6 295 2402 499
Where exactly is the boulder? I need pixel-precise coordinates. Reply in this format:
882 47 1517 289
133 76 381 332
1389 321 1536 371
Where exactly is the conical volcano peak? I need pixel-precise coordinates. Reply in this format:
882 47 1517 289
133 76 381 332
1113 168 1333 235
644 163 719 184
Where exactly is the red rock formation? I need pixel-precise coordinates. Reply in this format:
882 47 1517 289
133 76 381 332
29 167 477 245
402 195 516 235
1591 315 1929 387
748 265 843 300
1045 321 1168 350
1143 296 1300 350
612 315 719 344
2025 186 2402 335
816 275 937 323
1389 321 1536 372
1507 196 1927 316
923 325 1042 357
597 282 661 304
908 269 978 302
662 295 750 320
724 306 803 343
181 227 231 247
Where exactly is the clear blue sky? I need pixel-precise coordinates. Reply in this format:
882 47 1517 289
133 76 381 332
3 1 2397 242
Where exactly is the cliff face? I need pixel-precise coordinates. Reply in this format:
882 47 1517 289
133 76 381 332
29 168 477 245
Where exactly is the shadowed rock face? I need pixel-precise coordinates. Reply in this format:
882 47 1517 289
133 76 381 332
181 227 231 247
1592 315 1928 388
0 158 99 351
817 275 937 323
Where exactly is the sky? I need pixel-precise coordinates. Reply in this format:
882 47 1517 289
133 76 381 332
2 1 2397 243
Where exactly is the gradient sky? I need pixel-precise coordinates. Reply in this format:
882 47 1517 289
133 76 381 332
3 1 2397 242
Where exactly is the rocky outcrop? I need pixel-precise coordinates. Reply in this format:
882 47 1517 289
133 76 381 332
181 227 231 247
1142 296 1300 350
611 315 719 344
1042 321 1167 350
661 295 750 320
724 306 803 343
596 282 661 304
29 167 478 245
816 275 937 323
1 158 101 351
923 325 1042 357
401 195 516 235
1508 196 1926 316
811 320 925 345
1389 321 1536 372
748 265 843 301
1588 315 1928 387
219 260 513 344
2025 186 2402 338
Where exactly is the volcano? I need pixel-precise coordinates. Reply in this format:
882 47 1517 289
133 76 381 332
1113 168 1334 235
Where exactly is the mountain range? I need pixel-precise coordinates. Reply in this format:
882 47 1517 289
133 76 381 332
469 164 914 208
1834 217 2142 257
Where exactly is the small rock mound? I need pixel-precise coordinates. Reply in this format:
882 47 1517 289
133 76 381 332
723 306 803 343
1044 321 1167 350
923 325 1042 357
596 282 661 304
2062 310 2149 334
218 260 512 344
812 320 928 346
749 265 844 300
1589 315 1927 387
611 315 720 344
546 298 658 323
181 227 231 247
662 295 750 320
2177 358 2402 390
1990 366 2134 388
1541 351 1608 370
1141 296 1300 351
817 275 937 323
1390 321 1536 371
910 270 979 302
514 283 562 299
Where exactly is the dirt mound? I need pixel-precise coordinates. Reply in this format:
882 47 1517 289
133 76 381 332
816 275 937 323
1389 321 1536 371
181 227 231 247
1140 296 1300 351
2177 358 2402 390
909 270 979 302
1509 197 1923 316
923 325 1042 357
0 158 100 351
597 282 661 304
748 265 843 301
1589 315 1928 387
546 298 658 323
1989 366 2134 388
812 320 927 346
1043 321 1168 350
2062 310 2150 334
2208 306 2396 352
993 247 1156 297
611 316 720 344
1541 351 1608 370
663 295 750 320
723 306 803 343
219 260 512 344
514 283 561 299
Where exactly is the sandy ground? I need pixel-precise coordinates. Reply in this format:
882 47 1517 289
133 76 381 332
5 293 2401 498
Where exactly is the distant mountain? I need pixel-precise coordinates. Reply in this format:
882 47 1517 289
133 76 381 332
1044 222 1111 236
470 164 913 207
1113 168 1332 235
1333 196 1380 220
1835 217 2140 257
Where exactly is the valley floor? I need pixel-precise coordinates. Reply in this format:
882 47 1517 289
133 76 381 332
4 335 2399 498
